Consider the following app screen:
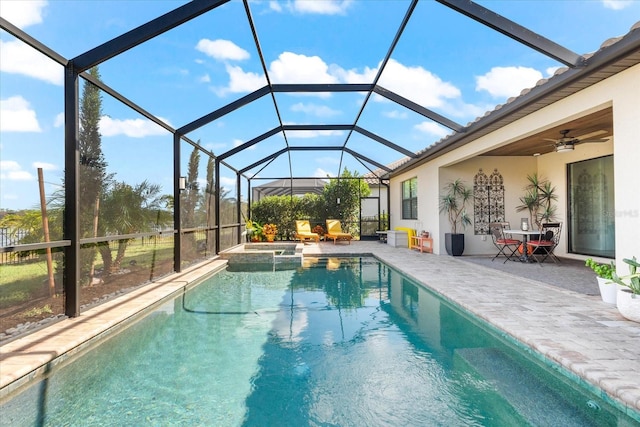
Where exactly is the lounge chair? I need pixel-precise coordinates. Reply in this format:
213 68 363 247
325 219 352 244
295 220 320 243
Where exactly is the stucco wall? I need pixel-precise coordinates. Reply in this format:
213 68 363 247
390 63 639 262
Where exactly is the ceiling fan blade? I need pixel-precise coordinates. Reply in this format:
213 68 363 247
574 130 608 140
575 138 609 144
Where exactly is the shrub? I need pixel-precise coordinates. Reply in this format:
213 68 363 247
585 258 615 279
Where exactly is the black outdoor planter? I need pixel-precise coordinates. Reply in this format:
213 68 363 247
445 233 465 256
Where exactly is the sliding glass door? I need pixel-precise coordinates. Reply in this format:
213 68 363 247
567 155 615 258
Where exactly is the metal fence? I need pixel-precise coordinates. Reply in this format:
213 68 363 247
0 228 41 265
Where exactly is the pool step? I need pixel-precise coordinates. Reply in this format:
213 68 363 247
454 347 607 427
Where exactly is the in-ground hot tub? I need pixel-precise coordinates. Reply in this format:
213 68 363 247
219 242 304 271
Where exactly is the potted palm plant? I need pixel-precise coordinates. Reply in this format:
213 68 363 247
610 256 640 323
516 173 557 231
585 258 617 304
439 179 472 256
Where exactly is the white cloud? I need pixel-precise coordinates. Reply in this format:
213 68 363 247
232 138 256 150
213 52 460 114
291 102 340 117
199 74 211 83
219 176 236 193
475 66 543 99
0 40 64 86
414 121 450 138
286 129 344 139
313 167 335 178
602 0 633 10
270 52 338 84
196 39 250 61
382 110 408 119
440 99 490 120
291 0 352 15
32 161 57 171
331 63 378 84
0 96 41 132
213 64 266 96
377 59 460 108
99 116 172 138
545 66 561 77
0 160 34 181
54 112 64 128
0 0 46 28
0 160 21 171
269 1 283 12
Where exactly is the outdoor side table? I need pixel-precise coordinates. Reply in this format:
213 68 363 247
410 235 433 253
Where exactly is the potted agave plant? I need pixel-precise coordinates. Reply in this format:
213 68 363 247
585 258 617 304
610 256 640 323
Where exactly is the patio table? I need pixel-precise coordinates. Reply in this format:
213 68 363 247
503 229 541 262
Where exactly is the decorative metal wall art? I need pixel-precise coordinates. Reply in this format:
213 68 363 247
473 168 505 234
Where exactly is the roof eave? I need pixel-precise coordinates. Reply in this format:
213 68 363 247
389 23 640 178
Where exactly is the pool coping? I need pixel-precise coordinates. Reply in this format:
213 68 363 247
1 241 639 420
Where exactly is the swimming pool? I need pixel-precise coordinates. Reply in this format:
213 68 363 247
0 257 634 426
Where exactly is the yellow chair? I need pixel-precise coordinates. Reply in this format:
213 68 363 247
295 220 320 243
325 219 352 244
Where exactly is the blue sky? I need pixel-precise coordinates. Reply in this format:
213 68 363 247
1 0 639 211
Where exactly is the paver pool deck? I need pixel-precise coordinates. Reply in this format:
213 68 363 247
2 241 639 418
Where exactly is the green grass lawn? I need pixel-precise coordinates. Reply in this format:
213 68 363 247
0 239 175 309
0 260 50 308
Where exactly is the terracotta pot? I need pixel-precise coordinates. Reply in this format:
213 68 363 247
617 289 640 323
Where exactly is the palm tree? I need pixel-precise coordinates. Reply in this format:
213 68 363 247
97 180 171 274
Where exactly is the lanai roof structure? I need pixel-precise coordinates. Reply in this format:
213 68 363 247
252 178 327 200
2 0 639 208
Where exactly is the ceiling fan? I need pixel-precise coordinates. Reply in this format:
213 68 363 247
545 129 609 153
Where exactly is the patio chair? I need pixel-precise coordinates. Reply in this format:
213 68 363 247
489 222 521 263
295 220 320 244
526 222 562 265
325 219 352 244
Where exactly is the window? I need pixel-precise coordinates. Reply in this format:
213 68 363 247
402 177 417 219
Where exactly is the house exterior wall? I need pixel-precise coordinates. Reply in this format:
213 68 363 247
390 63 639 265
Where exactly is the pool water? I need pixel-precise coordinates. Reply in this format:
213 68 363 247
1 257 635 426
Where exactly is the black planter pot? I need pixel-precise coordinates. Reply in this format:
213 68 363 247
445 233 465 256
